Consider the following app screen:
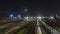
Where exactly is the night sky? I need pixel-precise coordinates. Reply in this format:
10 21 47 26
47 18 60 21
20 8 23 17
0 0 60 17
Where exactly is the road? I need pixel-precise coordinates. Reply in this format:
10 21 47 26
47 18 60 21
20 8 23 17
0 19 55 34
36 20 42 34
41 21 60 34
0 20 46 34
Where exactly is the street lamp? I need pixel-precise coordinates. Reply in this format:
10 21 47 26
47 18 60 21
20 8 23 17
10 14 14 20
10 14 14 18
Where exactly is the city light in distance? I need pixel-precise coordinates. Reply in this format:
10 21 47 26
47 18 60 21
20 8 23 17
10 14 14 17
18 14 21 19
37 16 42 19
50 16 54 19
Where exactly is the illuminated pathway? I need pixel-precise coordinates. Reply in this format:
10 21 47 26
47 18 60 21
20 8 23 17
41 21 60 34
4 26 20 34
36 20 42 34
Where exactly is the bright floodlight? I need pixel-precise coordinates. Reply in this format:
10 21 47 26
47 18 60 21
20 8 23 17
10 14 13 17
50 16 54 19
38 17 41 19
37 16 42 21
37 17 41 19
26 17 28 19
